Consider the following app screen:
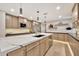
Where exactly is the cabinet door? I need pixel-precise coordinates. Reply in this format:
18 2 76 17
7 48 25 56
39 39 46 56
64 34 68 42
6 15 19 28
33 45 40 56
58 34 65 41
26 49 34 56
6 15 13 28
53 33 58 40
27 45 40 56
12 16 19 28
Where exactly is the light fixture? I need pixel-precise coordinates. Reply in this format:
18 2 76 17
43 12 48 21
10 8 15 12
19 3 23 16
58 15 62 18
75 12 77 16
56 6 61 10
36 10 39 20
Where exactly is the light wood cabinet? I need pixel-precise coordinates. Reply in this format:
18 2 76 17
6 14 19 28
7 35 52 56
39 36 52 56
39 39 46 56
12 16 19 28
7 48 25 56
6 15 13 28
52 33 68 42
68 35 79 56
26 41 39 52
64 34 68 42
27 46 39 56
53 33 58 40
26 41 40 56
27 45 39 56
58 34 65 41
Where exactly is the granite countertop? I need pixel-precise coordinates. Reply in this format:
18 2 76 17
0 33 52 56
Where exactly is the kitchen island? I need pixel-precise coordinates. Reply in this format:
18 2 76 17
0 33 52 56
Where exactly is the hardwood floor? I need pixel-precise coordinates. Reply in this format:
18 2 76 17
45 40 71 56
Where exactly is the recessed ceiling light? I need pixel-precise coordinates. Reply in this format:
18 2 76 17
10 8 15 12
56 6 61 10
58 16 62 18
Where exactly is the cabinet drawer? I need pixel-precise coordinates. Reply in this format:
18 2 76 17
26 41 39 51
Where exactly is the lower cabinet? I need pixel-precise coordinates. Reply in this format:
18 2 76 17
26 45 40 56
7 35 52 56
68 35 79 56
53 33 58 40
64 33 68 42
39 39 46 56
26 40 40 56
58 34 65 41
39 37 52 56
52 33 68 42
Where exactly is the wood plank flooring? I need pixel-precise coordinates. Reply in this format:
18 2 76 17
45 40 71 56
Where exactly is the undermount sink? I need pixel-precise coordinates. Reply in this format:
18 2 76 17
33 34 45 37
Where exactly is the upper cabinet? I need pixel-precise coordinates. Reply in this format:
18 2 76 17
5 13 34 36
6 14 33 30
6 14 19 28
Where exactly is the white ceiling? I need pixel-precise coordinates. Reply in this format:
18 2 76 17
0 3 74 22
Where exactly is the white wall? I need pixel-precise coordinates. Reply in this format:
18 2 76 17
0 11 6 37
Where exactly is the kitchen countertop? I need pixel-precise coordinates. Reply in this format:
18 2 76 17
47 29 79 42
0 33 52 56
0 40 20 56
46 29 76 33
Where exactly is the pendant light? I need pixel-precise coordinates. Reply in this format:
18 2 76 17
36 10 39 20
19 3 23 16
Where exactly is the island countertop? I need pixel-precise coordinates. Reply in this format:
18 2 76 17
0 33 52 56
